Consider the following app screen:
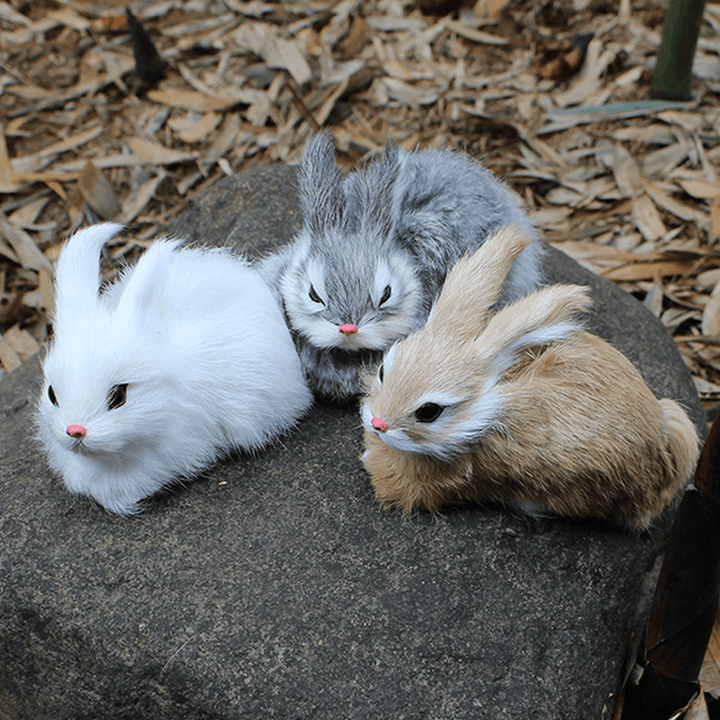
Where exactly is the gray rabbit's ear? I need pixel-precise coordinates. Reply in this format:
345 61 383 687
347 143 402 237
299 132 346 234
53 223 124 325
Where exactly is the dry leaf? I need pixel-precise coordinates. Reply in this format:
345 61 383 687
644 280 665 317
126 137 197 166
146 90 239 113
0 334 21 374
711 193 720 237
0 124 18 191
0 213 53 274
603 260 694 282
168 112 222 144
78 160 120 219
703 292 720 337
445 20 508 45
632 194 666 242
677 178 720 200
613 144 644 198
4 324 41 361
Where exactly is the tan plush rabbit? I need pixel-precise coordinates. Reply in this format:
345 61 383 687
360 225 699 531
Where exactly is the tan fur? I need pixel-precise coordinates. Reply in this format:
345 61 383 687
362 226 700 531
425 223 533 340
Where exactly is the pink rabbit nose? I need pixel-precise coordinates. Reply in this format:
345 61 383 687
339 323 358 336
66 424 87 438
372 417 388 432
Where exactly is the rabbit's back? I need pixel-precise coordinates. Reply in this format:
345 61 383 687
159 247 313 451
472 331 697 528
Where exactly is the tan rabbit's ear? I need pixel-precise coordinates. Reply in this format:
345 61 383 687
476 283 593 376
53 223 124 327
423 224 533 341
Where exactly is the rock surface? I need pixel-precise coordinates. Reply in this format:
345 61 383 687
0 164 705 719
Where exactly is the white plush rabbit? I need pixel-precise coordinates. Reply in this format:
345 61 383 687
361 224 699 531
37 223 312 515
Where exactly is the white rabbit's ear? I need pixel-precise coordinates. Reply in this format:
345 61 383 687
423 224 534 341
114 239 180 321
477 283 593 377
299 132 346 234
53 223 124 322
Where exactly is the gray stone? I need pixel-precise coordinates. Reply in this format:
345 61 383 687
0 165 705 720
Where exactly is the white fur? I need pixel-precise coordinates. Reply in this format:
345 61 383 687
37 224 312 515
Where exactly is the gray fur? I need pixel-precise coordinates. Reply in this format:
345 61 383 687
260 133 543 403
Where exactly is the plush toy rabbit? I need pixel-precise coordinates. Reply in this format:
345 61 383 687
361 224 699 531
260 133 542 403
37 223 312 515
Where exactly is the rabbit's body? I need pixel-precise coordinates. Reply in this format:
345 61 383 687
37 224 312 515
361 225 699 531
260 133 542 402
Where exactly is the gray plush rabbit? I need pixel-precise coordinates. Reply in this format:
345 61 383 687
260 133 542 403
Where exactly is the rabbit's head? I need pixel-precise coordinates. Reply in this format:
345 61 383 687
37 225 190 512
280 134 425 353
361 226 591 463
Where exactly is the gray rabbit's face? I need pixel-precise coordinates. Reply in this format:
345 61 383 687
280 232 425 352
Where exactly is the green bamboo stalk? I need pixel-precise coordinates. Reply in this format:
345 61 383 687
650 0 706 101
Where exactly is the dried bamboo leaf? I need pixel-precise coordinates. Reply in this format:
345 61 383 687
118 171 166 224
645 179 710 225
4 324 41 361
678 178 720 200
77 160 120 219
703 294 720 337
644 279 665 317
48 7 91 31
0 2 31 26
603 260 694 282
146 89 239 113
126 137 197 165
632 194 666 242
0 213 53 274
7 196 52 230
168 111 222 143
641 141 691 178
445 20 508 45
0 333 21 374
11 125 104 176
613 144 644 198
38 269 54 315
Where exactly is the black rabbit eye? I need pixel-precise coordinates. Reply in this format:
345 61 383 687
378 364 384 383
414 402 444 423
308 284 325 305
379 285 392 306
107 383 128 411
48 385 58 406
